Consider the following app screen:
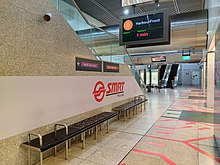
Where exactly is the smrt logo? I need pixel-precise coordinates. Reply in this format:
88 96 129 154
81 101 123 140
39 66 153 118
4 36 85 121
123 20 133 31
93 81 125 102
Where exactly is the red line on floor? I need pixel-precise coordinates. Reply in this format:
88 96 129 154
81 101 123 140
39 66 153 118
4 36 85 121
202 123 215 127
147 141 165 147
158 119 176 122
132 148 176 165
198 127 211 130
147 135 220 163
156 131 171 135
184 142 220 163
145 135 183 143
184 122 197 125
155 126 192 130
184 136 213 143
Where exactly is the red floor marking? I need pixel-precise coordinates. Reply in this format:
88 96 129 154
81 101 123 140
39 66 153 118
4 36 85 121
156 131 171 135
185 122 197 125
145 135 183 143
198 127 211 130
184 136 213 143
119 164 126 165
184 142 220 163
147 141 165 147
158 119 176 122
202 123 215 127
132 148 176 165
146 135 220 163
155 126 192 130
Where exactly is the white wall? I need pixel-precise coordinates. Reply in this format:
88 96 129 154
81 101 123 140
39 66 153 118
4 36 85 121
0 76 142 140
206 0 220 49
205 0 220 151
179 63 201 85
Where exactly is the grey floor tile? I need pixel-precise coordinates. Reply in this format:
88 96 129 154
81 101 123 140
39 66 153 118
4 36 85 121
120 151 160 165
86 147 129 165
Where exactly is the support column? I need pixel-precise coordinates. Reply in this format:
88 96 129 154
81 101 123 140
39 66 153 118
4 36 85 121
202 61 206 95
206 51 215 108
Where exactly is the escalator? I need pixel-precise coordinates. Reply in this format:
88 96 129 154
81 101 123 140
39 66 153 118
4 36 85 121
161 64 172 87
166 64 179 88
159 65 166 80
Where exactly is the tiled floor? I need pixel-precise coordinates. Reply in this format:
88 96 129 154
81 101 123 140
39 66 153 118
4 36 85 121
36 88 220 165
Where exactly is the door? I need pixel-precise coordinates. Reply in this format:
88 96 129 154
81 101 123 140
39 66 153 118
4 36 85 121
192 71 200 85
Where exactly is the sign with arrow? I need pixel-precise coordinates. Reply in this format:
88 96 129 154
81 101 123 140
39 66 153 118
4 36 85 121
76 57 102 72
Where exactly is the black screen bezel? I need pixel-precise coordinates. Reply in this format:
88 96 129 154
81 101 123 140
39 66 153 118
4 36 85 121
119 10 170 48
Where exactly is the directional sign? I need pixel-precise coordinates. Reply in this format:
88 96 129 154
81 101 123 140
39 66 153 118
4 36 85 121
76 57 102 72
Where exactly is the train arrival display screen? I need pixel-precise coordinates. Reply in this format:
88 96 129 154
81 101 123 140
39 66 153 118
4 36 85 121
119 11 170 48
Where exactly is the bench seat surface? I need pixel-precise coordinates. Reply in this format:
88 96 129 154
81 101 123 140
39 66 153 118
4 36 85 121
22 112 117 152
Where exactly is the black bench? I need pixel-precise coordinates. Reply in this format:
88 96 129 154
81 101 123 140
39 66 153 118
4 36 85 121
21 111 117 165
112 95 147 121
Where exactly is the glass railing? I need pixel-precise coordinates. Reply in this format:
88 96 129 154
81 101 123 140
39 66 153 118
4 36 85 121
50 0 146 91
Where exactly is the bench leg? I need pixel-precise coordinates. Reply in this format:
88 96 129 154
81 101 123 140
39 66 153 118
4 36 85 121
89 129 91 136
65 141 68 160
95 125 98 139
28 149 31 165
39 152 43 165
107 120 109 133
124 111 126 121
99 124 102 131
81 132 85 149
54 146 57 157
68 139 71 149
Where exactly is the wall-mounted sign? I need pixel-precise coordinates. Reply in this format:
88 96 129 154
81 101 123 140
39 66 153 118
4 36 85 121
119 11 170 48
103 62 119 72
151 56 166 62
182 49 190 56
182 56 191 61
182 49 191 61
76 57 102 72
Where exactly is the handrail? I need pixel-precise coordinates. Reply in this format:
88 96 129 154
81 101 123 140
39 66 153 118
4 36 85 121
28 133 43 147
123 45 146 89
54 123 68 138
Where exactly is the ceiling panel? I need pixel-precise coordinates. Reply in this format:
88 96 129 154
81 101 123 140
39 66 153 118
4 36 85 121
74 0 204 26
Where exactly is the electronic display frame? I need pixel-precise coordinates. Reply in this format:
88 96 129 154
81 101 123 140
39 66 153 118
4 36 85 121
119 10 170 48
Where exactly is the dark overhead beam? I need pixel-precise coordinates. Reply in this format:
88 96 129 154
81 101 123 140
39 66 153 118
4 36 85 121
90 0 119 22
173 0 180 14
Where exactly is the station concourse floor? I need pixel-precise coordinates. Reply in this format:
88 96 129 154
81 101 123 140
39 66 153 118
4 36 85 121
36 87 220 165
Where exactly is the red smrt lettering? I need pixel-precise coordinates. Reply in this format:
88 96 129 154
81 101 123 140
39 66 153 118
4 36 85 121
106 82 125 95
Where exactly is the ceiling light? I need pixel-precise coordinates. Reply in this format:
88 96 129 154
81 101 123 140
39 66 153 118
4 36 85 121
123 9 129 15
155 0 160 9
